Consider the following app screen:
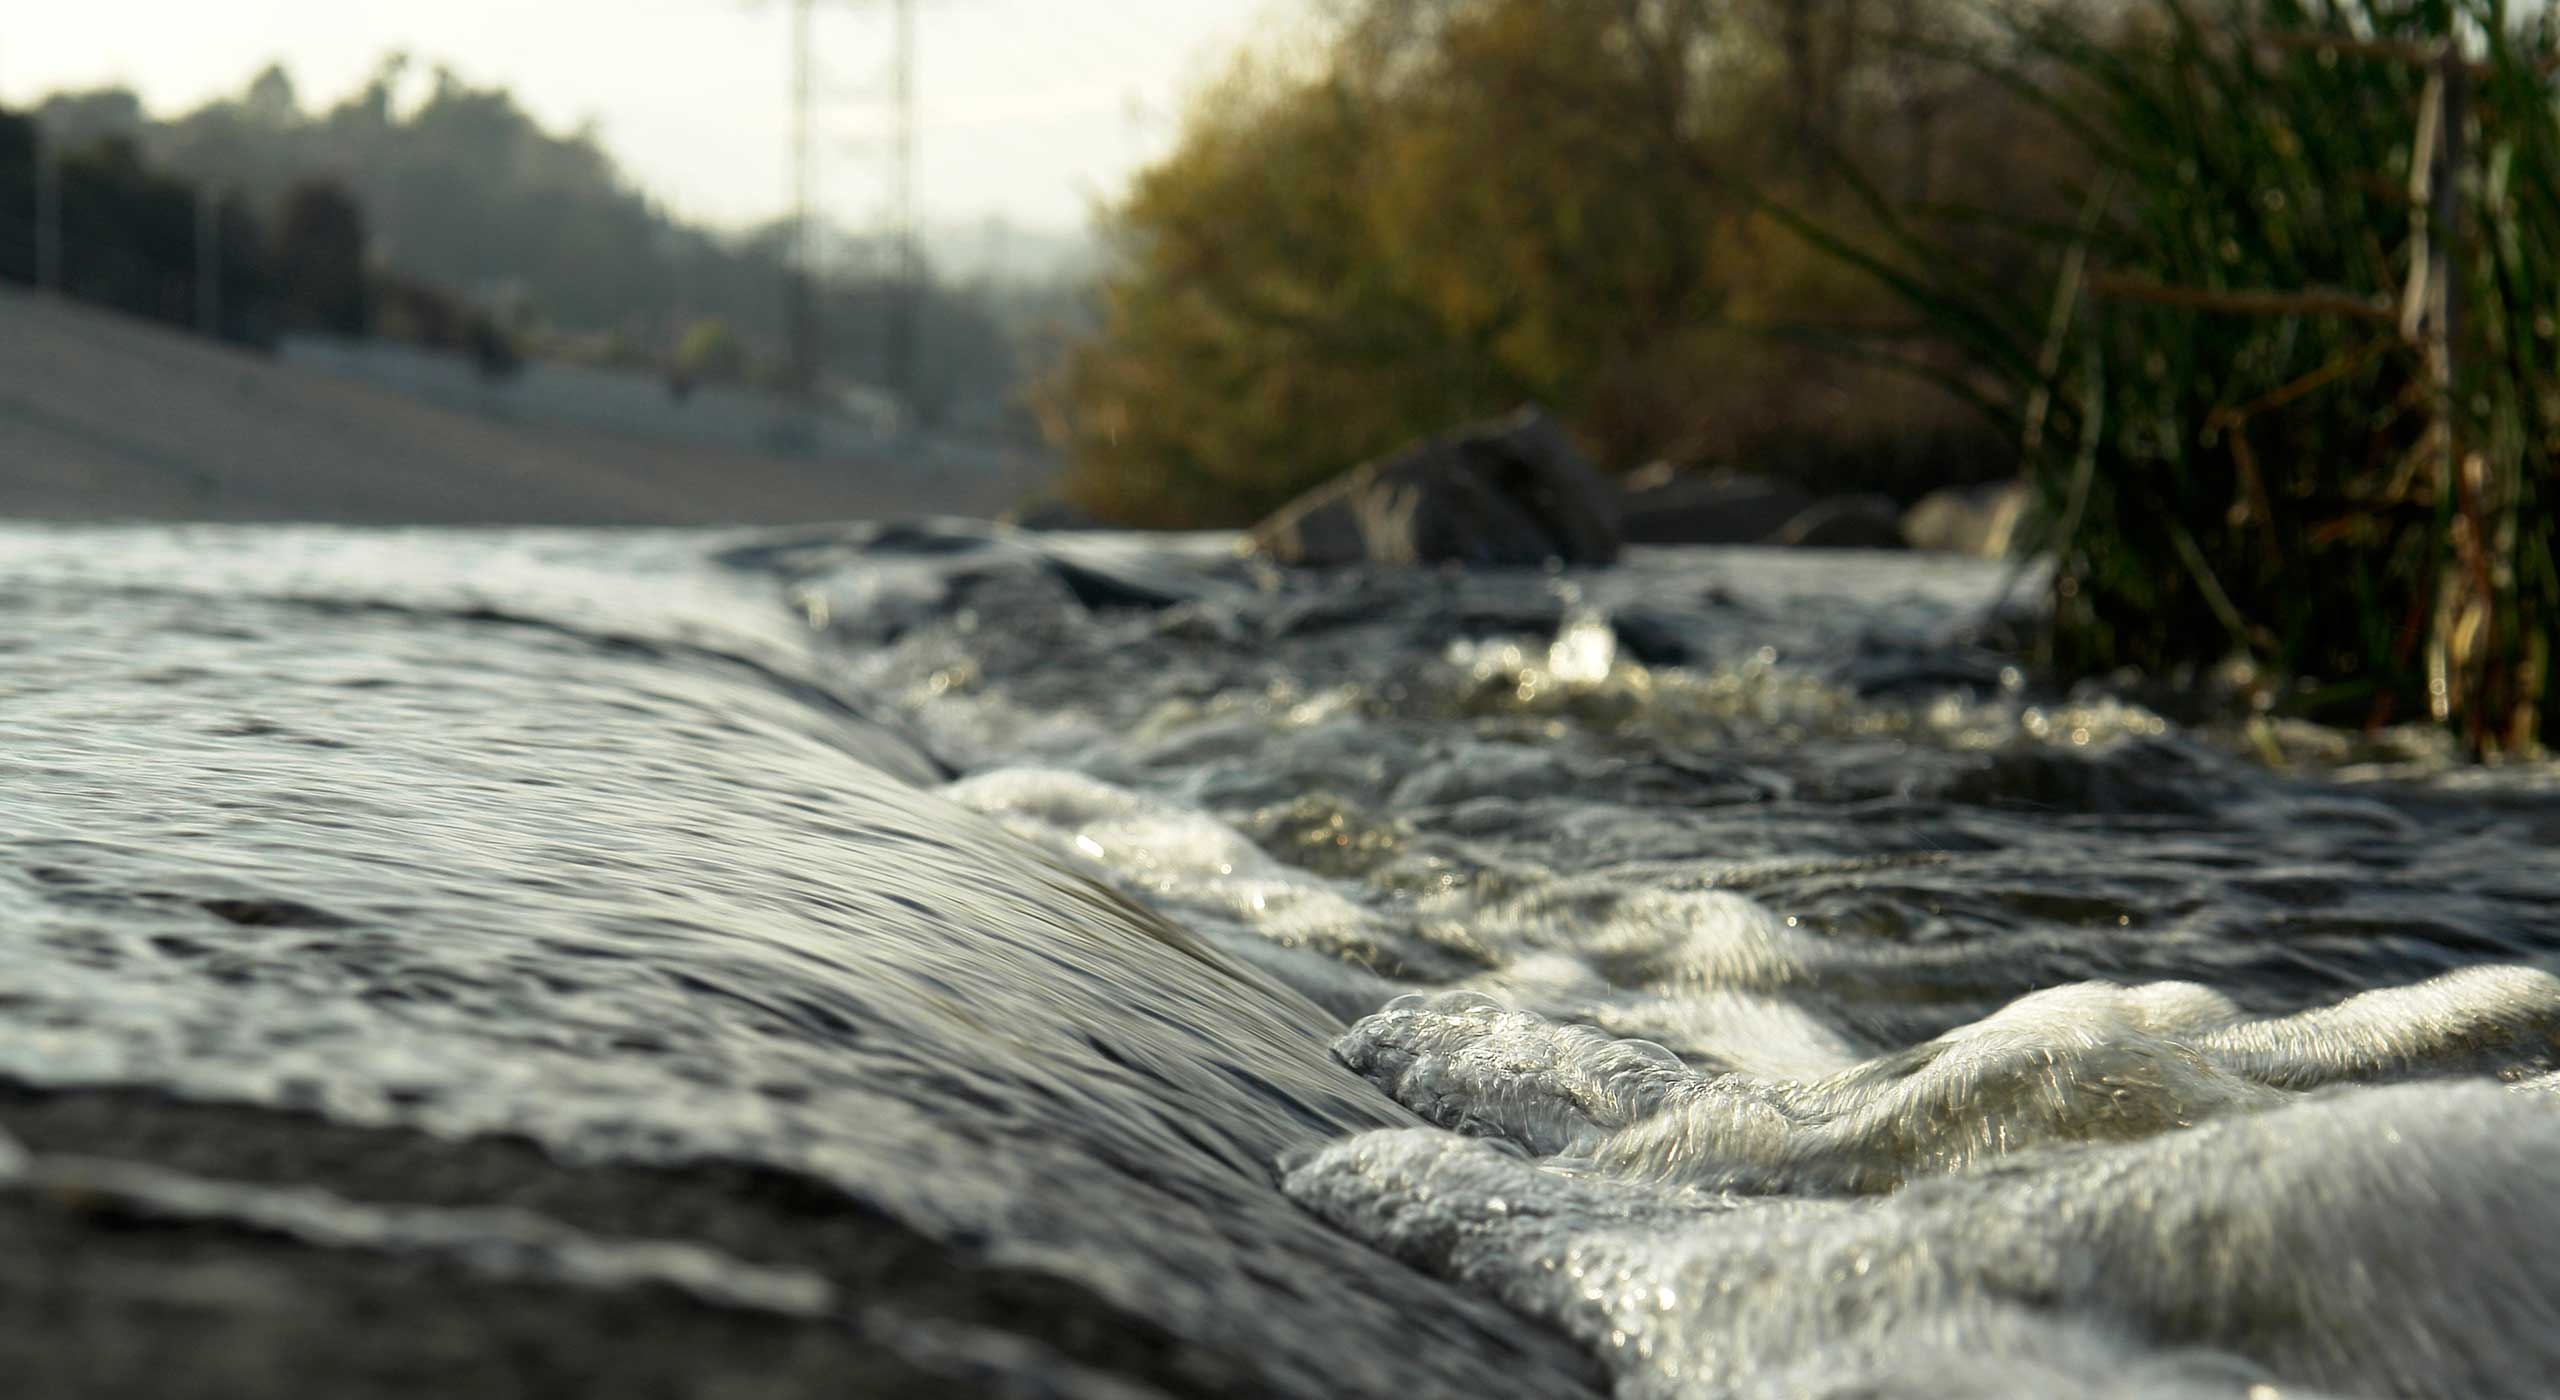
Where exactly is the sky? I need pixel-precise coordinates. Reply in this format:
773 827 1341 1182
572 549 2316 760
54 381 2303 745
0 0 1298 236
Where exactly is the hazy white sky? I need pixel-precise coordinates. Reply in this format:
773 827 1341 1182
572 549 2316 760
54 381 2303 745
1 0 1296 233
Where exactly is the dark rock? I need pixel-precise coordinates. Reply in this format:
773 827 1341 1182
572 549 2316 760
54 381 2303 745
1004 496 1113 532
1837 642 2019 699
1251 408 1620 568
1615 468 1815 546
1937 736 2234 818
1045 552 1200 612
1606 608 1703 667
1618 469 1908 550
1773 493 1908 550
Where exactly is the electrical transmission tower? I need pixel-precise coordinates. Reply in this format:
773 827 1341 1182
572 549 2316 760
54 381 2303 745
884 0 917 423
773 0 921 424
787 0 817 407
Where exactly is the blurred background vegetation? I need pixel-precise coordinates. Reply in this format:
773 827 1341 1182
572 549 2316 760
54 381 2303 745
1 59 1073 432
1042 0 2067 528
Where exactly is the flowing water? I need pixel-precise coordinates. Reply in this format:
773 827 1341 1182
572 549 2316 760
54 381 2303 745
6 519 2560 1398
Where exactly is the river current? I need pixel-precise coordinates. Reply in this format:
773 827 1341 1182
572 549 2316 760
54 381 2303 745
6 519 2560 1398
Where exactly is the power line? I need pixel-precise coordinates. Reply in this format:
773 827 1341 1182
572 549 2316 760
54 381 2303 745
770 0 924 425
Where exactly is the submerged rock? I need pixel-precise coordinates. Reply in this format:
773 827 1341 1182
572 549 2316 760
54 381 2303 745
1250 408 1621 568
1002 494 1113 532
1772 492 1906 549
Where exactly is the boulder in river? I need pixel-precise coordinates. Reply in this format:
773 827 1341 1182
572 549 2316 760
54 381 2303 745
1771 492 1907 549
1249 408 1621 568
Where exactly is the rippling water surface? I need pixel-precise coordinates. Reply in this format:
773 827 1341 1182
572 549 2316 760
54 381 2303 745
7 519 2560 1398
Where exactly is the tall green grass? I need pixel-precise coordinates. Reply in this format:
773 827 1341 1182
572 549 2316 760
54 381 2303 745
1836 0 2560 756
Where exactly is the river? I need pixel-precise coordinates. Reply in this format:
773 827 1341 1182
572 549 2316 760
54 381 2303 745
4 519 2556 1398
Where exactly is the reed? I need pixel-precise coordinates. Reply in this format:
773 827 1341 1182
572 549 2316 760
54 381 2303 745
1848 0 2560 755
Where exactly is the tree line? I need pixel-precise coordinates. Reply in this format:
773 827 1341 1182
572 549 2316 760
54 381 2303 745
11 59 1071 435
1039 0 2085 527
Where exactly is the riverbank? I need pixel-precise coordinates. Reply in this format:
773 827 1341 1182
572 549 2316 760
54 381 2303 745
0 286 1047 525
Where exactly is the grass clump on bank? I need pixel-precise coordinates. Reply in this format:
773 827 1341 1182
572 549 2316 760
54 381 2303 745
1051 0 2554 758
1867 0 2559 756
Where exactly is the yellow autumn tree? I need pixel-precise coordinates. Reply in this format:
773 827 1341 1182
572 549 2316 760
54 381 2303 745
1043 0 2051 527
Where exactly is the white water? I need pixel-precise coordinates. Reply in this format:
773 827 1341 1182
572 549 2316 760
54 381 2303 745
854 529 2560 1398
9 518 2560 1397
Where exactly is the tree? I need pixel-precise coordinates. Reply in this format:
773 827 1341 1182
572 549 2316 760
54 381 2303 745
273 177 369 335
0 110 34 287
243 64 300 126
1042 0 2047 527
674 317 748 387
33 57 1058 443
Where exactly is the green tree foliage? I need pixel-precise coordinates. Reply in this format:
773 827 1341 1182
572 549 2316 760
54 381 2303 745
5 128 273 344
674 318 750 388
27 58 1053 436
273 177 370 335
1044 0 2049 527
0 111 35 285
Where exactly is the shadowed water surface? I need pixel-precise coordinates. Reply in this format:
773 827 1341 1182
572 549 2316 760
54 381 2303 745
6 520 2560 1397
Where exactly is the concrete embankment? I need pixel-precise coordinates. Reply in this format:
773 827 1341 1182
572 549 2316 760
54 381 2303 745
0 287 1046 525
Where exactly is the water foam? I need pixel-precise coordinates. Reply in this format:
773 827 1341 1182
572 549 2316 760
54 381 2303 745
834 538 2560 1395
1285 963 2560 1396
1287 1078 2560 1398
